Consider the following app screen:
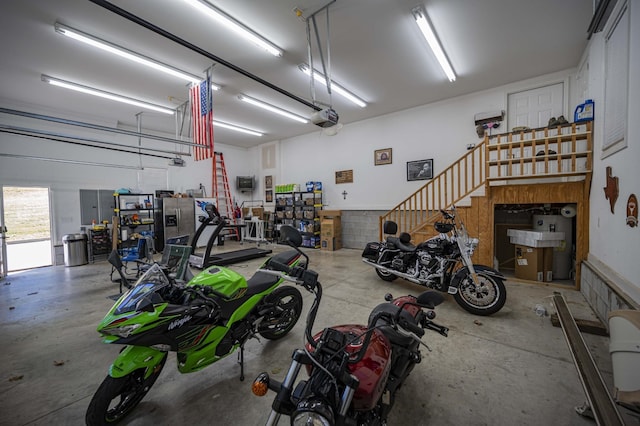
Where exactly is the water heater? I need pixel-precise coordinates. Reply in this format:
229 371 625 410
533 215 573 280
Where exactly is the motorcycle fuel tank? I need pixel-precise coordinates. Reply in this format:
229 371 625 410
188 266 247 300
310 324 392 411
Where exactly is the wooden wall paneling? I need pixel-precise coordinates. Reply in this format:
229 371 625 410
490 181 588 289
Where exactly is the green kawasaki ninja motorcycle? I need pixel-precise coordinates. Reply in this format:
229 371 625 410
86 231 313 425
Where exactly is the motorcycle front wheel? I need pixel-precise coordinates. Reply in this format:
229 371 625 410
454 273 506 316
85 353 167 425
258 286 303 340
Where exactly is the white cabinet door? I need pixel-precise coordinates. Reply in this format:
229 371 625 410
507 82 564 129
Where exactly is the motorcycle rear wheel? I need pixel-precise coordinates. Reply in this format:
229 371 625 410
454 273 506 316
258 286 303 340
85 354 167 425
375 268 398 282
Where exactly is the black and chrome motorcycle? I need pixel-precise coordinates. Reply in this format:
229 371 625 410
362 207 506 316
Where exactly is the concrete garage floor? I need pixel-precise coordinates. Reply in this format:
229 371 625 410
0 241 631 425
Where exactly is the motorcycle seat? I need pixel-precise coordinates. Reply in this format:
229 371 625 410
386 232 416 252
368 303 424 347
246 250 303 296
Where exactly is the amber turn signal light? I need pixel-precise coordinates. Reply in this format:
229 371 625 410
252 372 270 396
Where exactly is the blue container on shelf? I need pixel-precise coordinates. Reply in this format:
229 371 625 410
574 99 594 123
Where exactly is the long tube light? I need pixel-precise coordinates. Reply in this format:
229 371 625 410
54 22 221 90
181 0 283 57
411 6 456 82
42 75 176 115
213 120 263 137
237 94 308 124
298 64 367 108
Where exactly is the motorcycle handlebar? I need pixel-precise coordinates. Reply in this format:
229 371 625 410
440 209 455 220
398 316 424 336
261 261 318 291
423 319 449 337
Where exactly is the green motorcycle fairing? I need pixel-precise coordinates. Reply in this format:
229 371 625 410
98 254 303 377
109 345 167 379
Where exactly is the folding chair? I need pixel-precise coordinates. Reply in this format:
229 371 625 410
107 250 137 293
120 237 149 276
159 244 192 283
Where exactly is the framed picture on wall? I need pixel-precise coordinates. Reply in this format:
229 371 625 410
407 159 433 181
265 175 273 189
374 148 392 165
265 190 273 203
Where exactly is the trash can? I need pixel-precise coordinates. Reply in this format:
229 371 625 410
62 233 88 266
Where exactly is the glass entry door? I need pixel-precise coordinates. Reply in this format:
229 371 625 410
0 186 53 273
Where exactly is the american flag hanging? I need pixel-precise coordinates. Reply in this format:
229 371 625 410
189 75 214 160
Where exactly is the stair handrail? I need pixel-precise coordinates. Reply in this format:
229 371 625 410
379 141 487 240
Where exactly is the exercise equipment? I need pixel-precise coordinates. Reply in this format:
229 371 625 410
188 203 271 269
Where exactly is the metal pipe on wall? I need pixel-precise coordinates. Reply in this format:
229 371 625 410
0 107 198 147
0 153 143 170
0 124 189 159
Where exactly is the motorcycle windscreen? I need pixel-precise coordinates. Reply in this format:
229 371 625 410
114 265 170 315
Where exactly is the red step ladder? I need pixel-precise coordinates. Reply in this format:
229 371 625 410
212 152 239 240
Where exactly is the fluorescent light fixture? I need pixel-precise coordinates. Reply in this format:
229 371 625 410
54 22 221 90
237 94 308 124
181 0 283 57
213 120 263 137
42 75 175 115
411 6 456 82
298 64 367 108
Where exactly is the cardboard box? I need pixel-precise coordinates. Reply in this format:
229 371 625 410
514 244 544 281
321 237 342 251
318 210 341 219
321 219 341 237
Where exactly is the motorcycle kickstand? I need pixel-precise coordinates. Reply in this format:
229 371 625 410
237 345 245 381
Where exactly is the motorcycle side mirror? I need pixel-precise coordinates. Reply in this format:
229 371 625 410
416 291 445 309
279 225 302 248
136 296 156 313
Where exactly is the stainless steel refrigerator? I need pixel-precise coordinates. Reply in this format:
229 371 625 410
155 198 195 252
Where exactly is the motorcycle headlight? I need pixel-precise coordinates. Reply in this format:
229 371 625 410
292 399 333 426
101 323 141 338
466 238 479 254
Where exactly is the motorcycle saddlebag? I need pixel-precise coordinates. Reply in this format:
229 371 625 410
362 242 380 260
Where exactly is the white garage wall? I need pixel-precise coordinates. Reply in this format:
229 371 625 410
257 69 574 210
0 101 255 243
585 2 640 301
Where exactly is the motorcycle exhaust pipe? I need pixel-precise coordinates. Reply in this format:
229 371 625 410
362 258 424 285
363 258 459 294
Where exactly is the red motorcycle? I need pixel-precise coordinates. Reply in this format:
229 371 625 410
251 225 449 425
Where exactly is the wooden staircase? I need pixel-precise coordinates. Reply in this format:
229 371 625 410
379 121 593 283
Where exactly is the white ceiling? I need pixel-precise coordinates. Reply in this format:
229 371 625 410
0 0 594 149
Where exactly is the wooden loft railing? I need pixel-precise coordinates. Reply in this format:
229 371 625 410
378 142 486 240
486 121 592 182
379 121 593 241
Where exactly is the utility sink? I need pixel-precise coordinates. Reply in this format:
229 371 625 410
507 229 565 248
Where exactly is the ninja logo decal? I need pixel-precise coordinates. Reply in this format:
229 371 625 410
168 315 192 330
